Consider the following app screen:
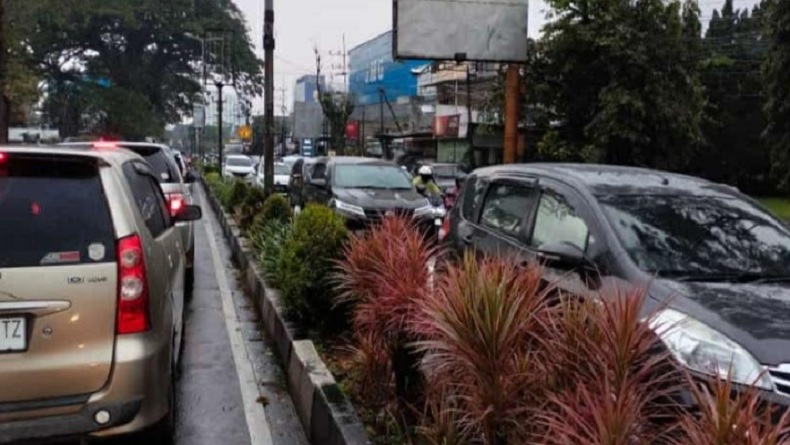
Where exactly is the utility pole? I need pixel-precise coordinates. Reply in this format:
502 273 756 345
263 0 275 195
466 63 474 157
503 64 520 164
277 84 287 155
216 81 224 169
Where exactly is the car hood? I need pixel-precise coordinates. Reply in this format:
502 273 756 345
334 188 428 210
654 279 790 365
225 166 254 174
274 174 289 185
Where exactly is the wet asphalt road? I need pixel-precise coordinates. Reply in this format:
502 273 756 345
48 186 309 445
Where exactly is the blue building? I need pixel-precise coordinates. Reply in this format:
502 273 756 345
294 75 325 104
349 31 427 105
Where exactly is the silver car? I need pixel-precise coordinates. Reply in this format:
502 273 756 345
62 142 197 290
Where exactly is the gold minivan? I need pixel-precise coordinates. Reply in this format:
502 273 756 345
0 145 201 442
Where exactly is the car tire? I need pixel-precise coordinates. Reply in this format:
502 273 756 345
184 249 195 299
146 366 176 444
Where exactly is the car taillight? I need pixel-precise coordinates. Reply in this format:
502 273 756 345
116 234 150 334
0 153 6 163
166 192 185 217
439 216 451 242
93 141 119 150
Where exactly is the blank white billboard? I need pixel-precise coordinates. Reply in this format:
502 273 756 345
394 0 529 62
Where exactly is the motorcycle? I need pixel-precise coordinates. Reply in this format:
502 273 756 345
416 184 447 242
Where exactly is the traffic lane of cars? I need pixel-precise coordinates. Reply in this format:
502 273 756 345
444 162 790 412
23 180 308 445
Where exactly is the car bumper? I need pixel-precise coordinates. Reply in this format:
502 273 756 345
341 211 439 233
0 333 171 442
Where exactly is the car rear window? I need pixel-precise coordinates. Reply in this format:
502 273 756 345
0 155 116 268
122 145 180 183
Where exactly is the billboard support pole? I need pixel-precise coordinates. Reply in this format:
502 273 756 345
503 64 519 164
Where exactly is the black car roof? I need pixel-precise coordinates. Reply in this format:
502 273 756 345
473 163 737 196
326 156 396 166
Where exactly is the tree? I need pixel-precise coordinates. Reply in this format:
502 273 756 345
0 0 40 142
532 0 705 170
763 0 790 191
27 0 263 138
693 1 769 193
314 49 354 156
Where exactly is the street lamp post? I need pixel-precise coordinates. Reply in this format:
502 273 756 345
216 80 225 171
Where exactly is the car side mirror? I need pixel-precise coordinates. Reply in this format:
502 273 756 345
537 242 588 269
174 205 202 223
311 178 327 188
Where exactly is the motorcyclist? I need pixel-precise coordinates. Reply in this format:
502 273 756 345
413 165 443 198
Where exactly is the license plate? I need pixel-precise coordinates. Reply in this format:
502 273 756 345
0 317 26 352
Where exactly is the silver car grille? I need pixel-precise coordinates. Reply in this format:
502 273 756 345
767 364 790 396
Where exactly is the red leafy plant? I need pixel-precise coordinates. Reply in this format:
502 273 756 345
669 373 790 445
410 253 553 444
536 291 686 445
335 216 441 419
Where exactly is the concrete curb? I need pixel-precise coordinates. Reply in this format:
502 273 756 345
200 177 371 445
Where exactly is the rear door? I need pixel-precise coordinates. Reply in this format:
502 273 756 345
122 162 183 343
0 153 118 402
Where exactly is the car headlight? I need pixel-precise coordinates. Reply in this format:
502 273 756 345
414 205 434 218
650 309 773 390
333 200 365 218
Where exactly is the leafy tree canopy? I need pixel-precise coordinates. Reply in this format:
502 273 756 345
763 0 790 191
532 0 705 171
25 0 262 138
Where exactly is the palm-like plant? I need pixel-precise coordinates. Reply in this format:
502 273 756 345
670 374 790 445
411 253 552 444
335 216 442 422
537 292 685 445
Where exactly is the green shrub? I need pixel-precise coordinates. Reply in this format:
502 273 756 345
239 186 268 231
250 219 292 287
277 204 349 336
225 179 250 211
261 194 292 224
202 164 220 175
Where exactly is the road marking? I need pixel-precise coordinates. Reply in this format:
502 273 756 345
200 190 274 445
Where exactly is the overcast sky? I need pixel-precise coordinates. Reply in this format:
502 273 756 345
232 0 759 115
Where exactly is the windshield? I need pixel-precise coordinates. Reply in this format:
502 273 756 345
600 194 790 278
432 165 458 179
333 164 414 190
124 145 180 183
275 164 290 175
0 155 115 268
227 157 252 167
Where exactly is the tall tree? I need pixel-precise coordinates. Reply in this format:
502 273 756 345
28 0 263 138
0 0 39 142
693 1 769 193
532 0 705 170
314 49 354 155
764 0 790 191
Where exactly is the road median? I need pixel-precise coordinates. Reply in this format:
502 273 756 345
200 177 370 445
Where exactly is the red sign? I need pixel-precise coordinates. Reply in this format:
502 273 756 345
434 115 461 138
346 121 360 140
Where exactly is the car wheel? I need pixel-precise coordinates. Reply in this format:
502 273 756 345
146 364 176 444
184 248 195 299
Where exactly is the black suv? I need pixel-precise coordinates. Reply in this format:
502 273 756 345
290 156 439 230
447 163 790 405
